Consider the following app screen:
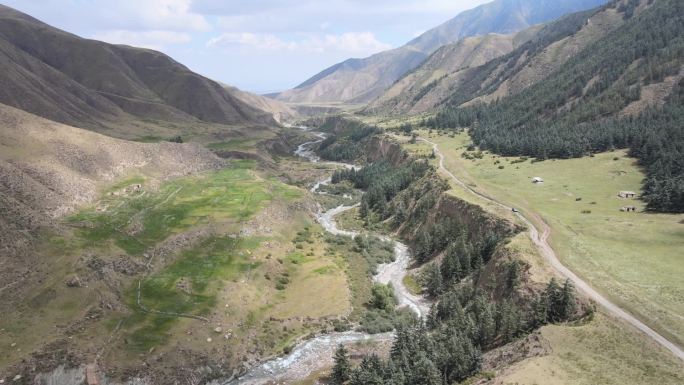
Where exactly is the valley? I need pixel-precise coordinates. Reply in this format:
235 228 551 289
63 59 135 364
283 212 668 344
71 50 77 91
1 0 683 384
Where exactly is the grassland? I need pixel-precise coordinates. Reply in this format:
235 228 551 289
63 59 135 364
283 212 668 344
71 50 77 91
66 160 296 255
87 161 355 359
121 235 262 352
500 313 683 385
0 158 362 376
206 138 264 152
414 131 684 348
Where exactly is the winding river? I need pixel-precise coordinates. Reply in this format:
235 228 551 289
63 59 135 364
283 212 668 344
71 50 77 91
224 129 429 384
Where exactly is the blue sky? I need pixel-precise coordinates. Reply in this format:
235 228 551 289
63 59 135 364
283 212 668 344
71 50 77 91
4 0 491 93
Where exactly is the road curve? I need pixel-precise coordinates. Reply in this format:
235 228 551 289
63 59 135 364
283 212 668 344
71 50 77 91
420 137 684 361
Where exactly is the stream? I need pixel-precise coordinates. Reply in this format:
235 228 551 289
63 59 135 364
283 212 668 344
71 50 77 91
223 129 429 384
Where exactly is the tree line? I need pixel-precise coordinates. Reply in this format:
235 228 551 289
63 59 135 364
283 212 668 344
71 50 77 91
317 118 380 162
331 276 578 385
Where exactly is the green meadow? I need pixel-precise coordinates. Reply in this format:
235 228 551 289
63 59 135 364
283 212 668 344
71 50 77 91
122 236 261 351
67 160 300 255
63 160 303 351
421 131 684 347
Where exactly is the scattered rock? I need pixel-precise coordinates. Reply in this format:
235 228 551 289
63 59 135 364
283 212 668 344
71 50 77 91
176 277 193 295
206 338 212 343
214 327 223 333
12 375 21 382
65 275 82 288
10 343 16 347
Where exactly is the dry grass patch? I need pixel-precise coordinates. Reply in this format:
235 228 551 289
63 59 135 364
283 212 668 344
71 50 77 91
499 313 684 385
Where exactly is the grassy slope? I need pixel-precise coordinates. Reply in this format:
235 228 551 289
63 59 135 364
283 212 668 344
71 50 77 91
0 159 354 374
398 130 683 383
502 313 683 385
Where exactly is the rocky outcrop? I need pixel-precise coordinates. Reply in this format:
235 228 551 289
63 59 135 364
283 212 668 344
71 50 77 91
366 136 409 166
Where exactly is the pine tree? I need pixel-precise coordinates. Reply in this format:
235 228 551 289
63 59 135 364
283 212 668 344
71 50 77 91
478 304 495 347
351 355 385 385
531 293 548 328
386 359 406 385
545 278 562 322
331 344 351 385
360 199 370 218
426 263 443 297
410 352 442 385
560 279 577 320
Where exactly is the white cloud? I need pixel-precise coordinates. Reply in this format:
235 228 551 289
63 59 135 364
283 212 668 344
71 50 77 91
301 32 392 54
92 30 192 50
207 33 295 50
4 0 210 32
130 0 210 32
207 31 391 55
210 0 490 34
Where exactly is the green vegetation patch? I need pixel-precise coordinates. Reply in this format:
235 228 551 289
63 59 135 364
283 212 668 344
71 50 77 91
402 274 422 296
312 265 337 275
286 252 311 265
67 161 300 255
206 138 260 152
123 236 260 351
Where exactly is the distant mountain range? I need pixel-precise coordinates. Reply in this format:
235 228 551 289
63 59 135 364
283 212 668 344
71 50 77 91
365 2 630 116
364 26 543 115
0 5 276 138
275 0 608 105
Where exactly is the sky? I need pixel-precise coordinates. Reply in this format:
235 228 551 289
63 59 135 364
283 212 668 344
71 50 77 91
4 0 492 93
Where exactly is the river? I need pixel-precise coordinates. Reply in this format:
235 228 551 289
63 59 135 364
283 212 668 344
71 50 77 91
223 128 429 384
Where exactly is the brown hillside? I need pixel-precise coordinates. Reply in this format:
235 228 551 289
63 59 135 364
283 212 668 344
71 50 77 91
0 5 275 135
366 26 541 115
223 84 297 123
0 103 224 261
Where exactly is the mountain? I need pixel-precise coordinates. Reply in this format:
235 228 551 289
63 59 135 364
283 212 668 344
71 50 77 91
0 5 275 138
0 103 223 260
429 0 683 212
276 0 608 105
430 4 630 110
365 26 542 115
367 1 629 116
222 84 296 123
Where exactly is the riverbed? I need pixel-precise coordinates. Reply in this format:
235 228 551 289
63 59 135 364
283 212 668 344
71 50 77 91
224 128 428 385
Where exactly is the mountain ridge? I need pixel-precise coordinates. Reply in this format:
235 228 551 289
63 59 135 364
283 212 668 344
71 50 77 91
276 0 608 105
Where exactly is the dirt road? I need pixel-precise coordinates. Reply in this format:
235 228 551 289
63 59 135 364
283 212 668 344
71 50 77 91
421 137 684 361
